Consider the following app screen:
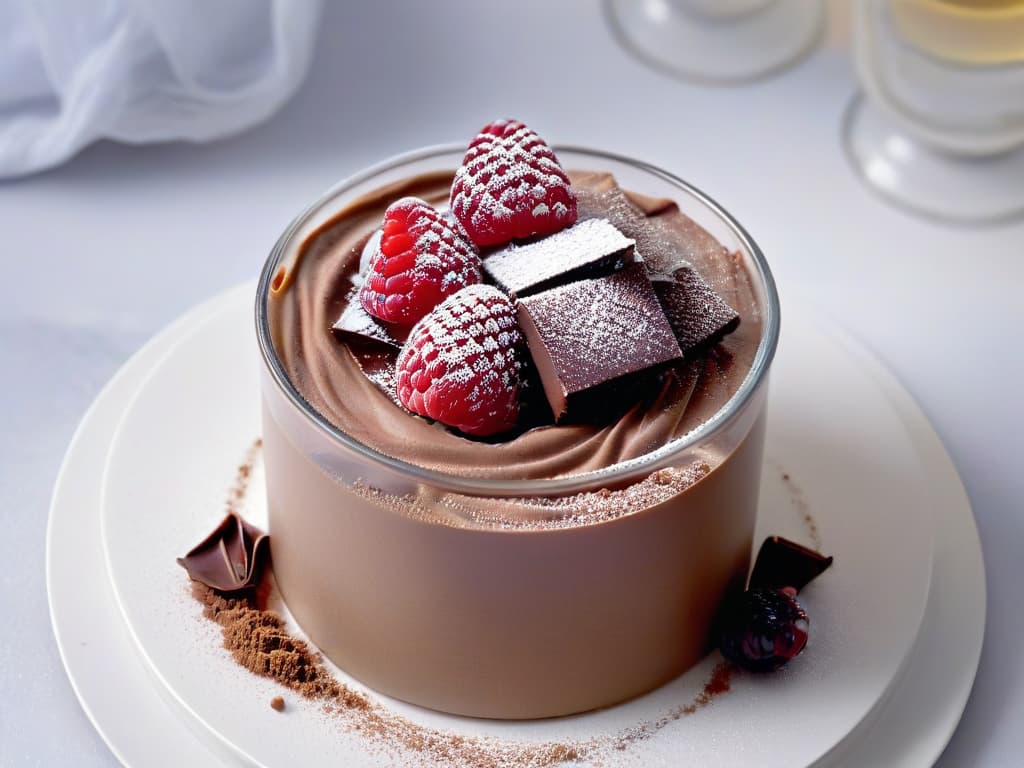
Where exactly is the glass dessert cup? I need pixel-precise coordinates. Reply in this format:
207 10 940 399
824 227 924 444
256 146 780 720
844 0 1024 225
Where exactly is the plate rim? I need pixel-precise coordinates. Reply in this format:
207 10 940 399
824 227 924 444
45 287 246 766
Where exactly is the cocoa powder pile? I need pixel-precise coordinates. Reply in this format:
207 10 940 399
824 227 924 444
192 580 594 767
193 582 369 710
193 575 733 767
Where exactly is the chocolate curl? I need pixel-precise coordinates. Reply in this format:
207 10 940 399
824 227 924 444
177 513 270 594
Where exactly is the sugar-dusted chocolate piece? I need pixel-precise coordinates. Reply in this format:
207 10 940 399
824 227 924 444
652 265 740 353
517 263 682 421
350 347 401 406
333 297 402 348
177 512 270 594
573 171 728 279
482 218 635 298
749 536 834 593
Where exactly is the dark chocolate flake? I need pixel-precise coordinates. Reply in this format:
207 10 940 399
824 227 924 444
177 513 270 594
332 299 402 348
516 263 682 421
351 347 402 407
749 536 834 593
652 265 740 354
482 218 635 298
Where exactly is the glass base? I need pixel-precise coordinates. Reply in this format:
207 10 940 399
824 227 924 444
604 0 825 84
843 94 1024 225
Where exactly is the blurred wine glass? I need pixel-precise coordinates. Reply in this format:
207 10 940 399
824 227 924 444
843 0 1024 224
604 0 825 84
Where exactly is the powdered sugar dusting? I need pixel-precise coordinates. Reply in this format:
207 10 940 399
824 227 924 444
450 120 578 246
483 217 635 297
350 461 711 531
519 264 682 395
573 176 748 314
332 297 401 348
653 266 740 353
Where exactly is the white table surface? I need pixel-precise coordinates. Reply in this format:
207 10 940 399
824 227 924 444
1 2 1021 766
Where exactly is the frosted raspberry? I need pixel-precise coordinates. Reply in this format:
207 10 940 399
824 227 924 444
396 285 522 437
360 197 481 326
450 119 577 247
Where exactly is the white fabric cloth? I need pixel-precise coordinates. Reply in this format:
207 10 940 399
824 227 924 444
0 0 322 178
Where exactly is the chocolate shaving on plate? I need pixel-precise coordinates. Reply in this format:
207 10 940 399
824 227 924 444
332 297 403 348
748 536 834 593
177 512 270 593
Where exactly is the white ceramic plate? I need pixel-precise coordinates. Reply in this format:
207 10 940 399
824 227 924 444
808 307 986 767
46 287 239 767
93 284 945 767
47 283 983 767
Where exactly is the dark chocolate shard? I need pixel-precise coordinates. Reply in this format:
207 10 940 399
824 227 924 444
358 228 382 274
350 346 401 407
516 263 682 422
332 298 402 348
333 279 403 405
748 536 833 593
652 265 740 353
483 218 635 298
573 172 728 280
177 513 270 594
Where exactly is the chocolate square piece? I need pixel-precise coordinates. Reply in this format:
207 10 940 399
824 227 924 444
483 218 635 298
573 172 727 279
332 296 402 348
652 265 740 353
517 263 682 421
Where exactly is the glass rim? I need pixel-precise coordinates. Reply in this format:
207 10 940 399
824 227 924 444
255 143 781 496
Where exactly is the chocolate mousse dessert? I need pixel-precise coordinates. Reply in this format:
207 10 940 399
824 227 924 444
255 120 780 718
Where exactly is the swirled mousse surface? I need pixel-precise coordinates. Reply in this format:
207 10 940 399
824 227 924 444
267 170 761 480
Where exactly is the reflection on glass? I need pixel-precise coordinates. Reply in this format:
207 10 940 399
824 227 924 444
891 0 1024 65
843 0 1024 224
604 0 825 84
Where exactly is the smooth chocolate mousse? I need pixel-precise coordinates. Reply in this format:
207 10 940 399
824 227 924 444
258 144 775 719
267 170 761 479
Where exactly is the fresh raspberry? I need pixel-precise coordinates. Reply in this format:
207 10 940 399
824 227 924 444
450 119 577 247
360 197 481 326
396 285 522 437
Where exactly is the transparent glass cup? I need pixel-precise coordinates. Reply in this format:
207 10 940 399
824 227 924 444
256 146 781 719
844 0 1024 224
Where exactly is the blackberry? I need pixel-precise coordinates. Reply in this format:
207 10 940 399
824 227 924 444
718 587 809 673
